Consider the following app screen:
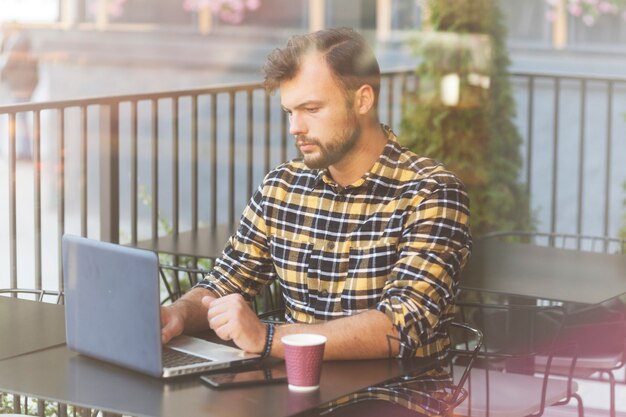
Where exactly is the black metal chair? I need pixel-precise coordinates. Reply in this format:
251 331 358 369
452 301 583 417
158 261 284 315
479 231 626 417
258 311 484 417
158 262 210 304
378 320 484 416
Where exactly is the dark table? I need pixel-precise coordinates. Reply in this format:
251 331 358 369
0 298 433 417
0 296 66 360
460 239 626 375
460 239 626 304
135 226 234 259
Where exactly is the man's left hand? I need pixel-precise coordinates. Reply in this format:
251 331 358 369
202 293 267 354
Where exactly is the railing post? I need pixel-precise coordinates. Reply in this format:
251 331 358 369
96 0 109 31
309 0 326 32
198 6 213 35
376 0 392 43
99 104 120 243
8 113 17 290
60 0 80 29
552 0 568 50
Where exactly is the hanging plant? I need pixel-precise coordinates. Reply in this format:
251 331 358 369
545 0 626 26
401 0 534 236
183 0 261 24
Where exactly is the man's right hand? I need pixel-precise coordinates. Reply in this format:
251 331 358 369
159 287 216 344
160 305 185 344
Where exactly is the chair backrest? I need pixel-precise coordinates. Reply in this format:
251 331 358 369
456 301 566 360
453 301 579 417
477 231 626 360
158 261 284 314
480 230 626 254
378 320 484 414
0 288 64 304
158 263 209 304
447 321 484 408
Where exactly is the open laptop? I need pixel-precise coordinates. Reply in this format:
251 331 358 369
62 234 260 378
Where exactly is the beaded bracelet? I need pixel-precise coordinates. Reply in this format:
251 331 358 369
261 322 275 358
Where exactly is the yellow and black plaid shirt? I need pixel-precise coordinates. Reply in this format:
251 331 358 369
197 126 471 360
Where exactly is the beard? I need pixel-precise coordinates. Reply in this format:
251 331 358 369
295 114 361 170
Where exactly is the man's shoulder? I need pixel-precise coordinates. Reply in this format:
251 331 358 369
384 140 465 190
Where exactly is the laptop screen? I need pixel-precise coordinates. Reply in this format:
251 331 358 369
63 234 164 377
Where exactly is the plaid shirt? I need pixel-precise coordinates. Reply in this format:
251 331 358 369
197 126 471 359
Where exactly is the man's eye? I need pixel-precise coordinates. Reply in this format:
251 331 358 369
306 107 319 113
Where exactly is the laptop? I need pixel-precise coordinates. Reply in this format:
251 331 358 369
62 234 260 378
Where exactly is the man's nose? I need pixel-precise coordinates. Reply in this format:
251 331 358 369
289 113 306 136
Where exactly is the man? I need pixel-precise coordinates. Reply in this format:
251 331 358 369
161 28 471 362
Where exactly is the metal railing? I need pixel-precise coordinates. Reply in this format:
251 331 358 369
509 71 626 241
0 69 417 295
1 69 625 295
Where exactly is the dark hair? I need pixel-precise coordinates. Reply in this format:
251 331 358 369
263 27 380 104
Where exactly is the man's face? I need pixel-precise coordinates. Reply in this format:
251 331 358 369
280 53 361 170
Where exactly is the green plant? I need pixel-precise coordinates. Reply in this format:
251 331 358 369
400 0 534 236
0 394 69 417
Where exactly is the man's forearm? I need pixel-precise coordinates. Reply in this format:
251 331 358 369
170 287 217 333
272 310 400 360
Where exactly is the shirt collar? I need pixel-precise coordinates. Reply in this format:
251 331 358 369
310 124 398 192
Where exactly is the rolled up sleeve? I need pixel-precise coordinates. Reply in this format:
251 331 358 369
376 183 471 358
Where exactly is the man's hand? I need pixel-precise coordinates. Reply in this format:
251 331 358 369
160 287 215 345
160 305 185 344
203 293 267 354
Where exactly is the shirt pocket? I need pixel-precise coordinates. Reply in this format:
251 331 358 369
270 235 313 307
342 242 397 314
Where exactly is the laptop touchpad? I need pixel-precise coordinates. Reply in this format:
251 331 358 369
167 335 258 361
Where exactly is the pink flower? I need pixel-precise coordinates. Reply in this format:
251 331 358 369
109 0 126 17
210 1 224 13
568 3 583 16
582 14 596 25
183 0 261 23
220 8 244 23
598 1 613 13
229 0 245 13
246 0 261 10
183 0 196 12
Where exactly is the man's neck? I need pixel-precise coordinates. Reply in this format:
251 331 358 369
327 122 388 188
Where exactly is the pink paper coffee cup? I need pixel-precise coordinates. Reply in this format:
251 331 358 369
281 334 326 391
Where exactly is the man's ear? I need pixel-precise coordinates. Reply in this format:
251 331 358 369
353 85 375 115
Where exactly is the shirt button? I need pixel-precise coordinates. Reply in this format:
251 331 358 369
327 242 335 250
320 289 329 297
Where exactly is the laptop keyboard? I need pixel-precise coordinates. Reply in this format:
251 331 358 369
162 347 212 367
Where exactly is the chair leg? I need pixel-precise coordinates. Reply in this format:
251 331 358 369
571 392 585 417
605 370 616 417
